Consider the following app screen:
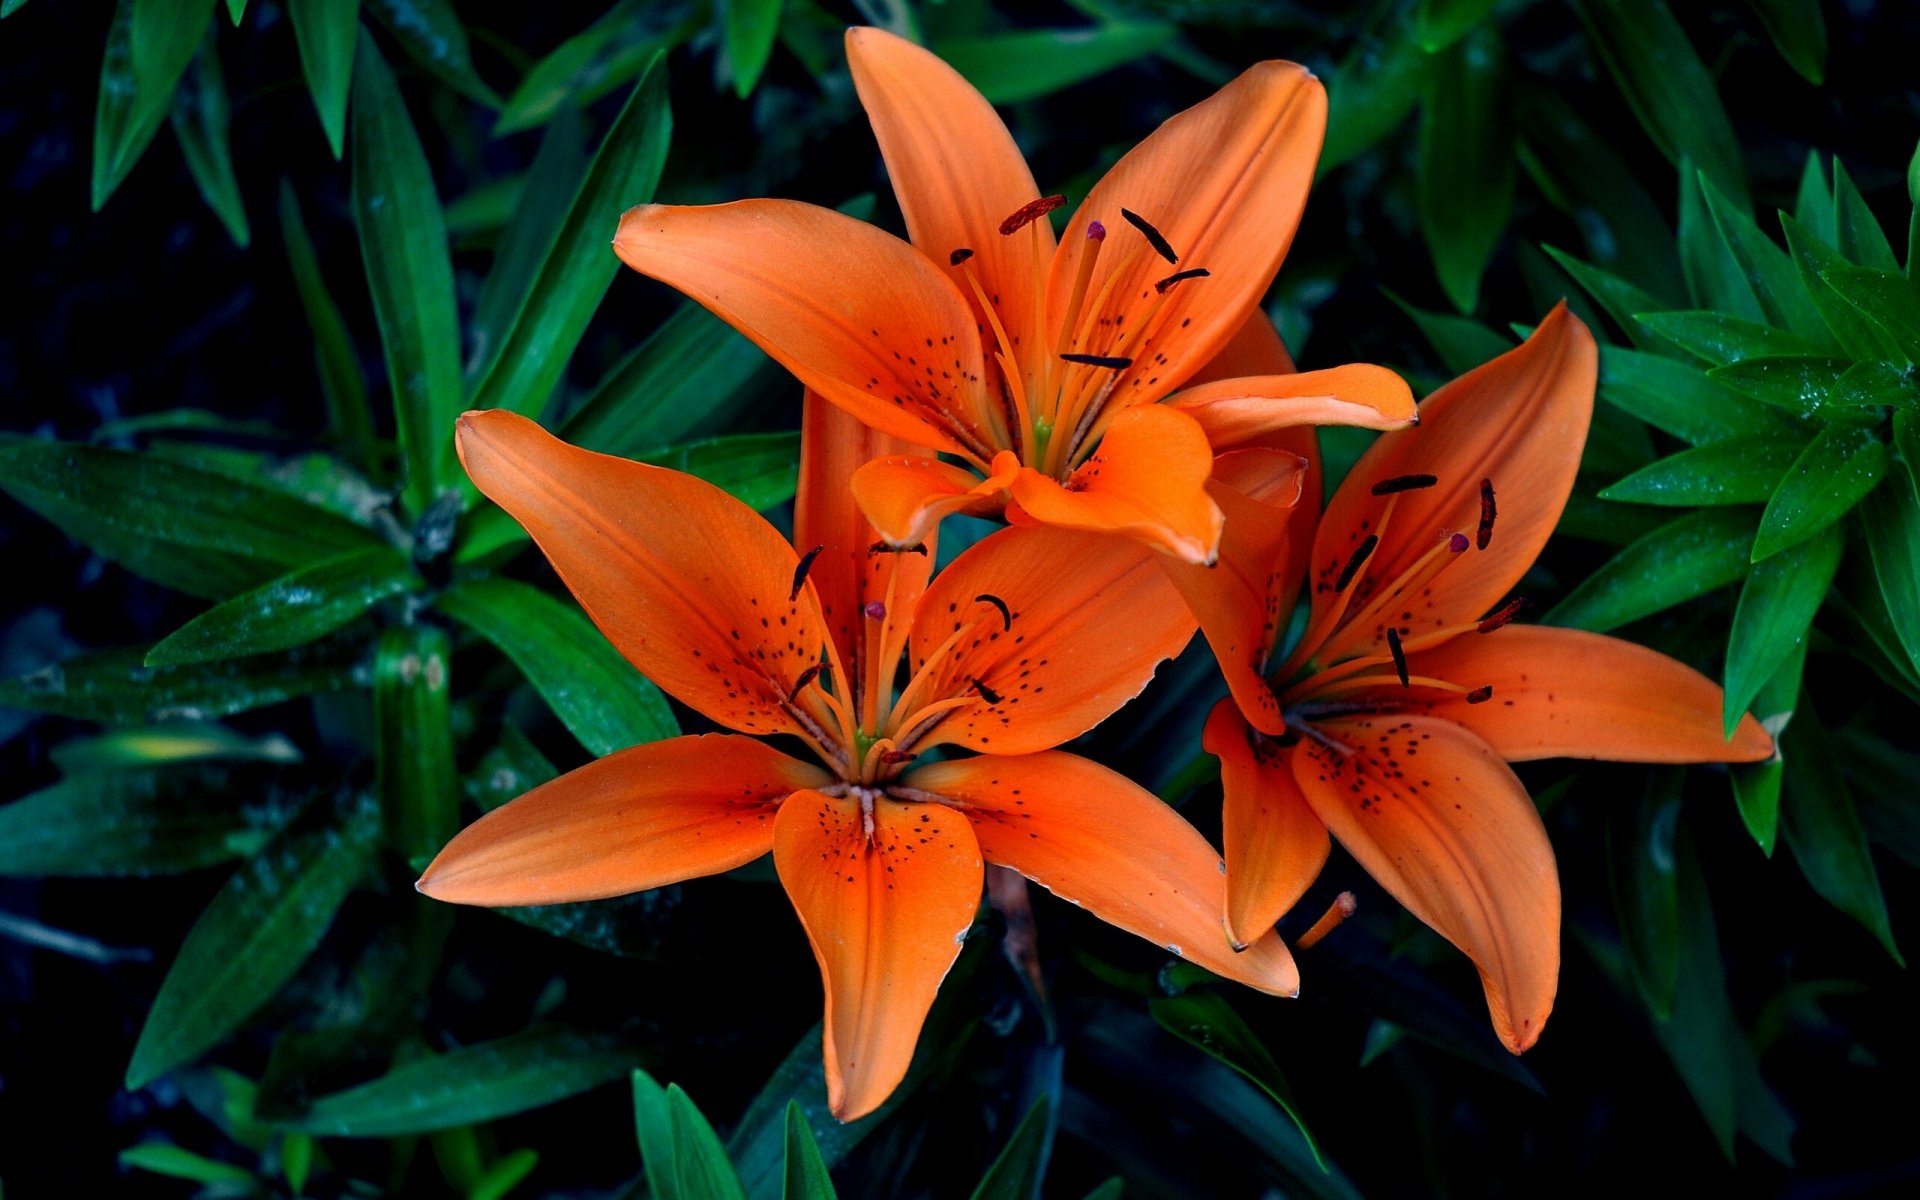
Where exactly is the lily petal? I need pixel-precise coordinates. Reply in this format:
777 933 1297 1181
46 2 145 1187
457 411 825 739
774 788 983 1122
906 751 1299 996
906 525 1195 754
1171 364 1417 446
1008 404 1223 563
614 200 997 461
1401 626 1774 763
1204 700 1330 947
417 735 828 905
850 449 1019 550
1292 714 1559 1053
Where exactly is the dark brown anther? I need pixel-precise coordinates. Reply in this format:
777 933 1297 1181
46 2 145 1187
1386 627 1410 687
1120 207 1178 263
1466 685 1494 704
1476 597 1529 634
1060 352 1133 369
1154 267 1210 293
867 541 930 556
968 676 1004 704
999 195 1066 235
1335 534 1378 592
1370 473 1438 496
791 544 825 600
949 247 975 265
1477 478 1497 550
975 593 1012 631
788 663 825 702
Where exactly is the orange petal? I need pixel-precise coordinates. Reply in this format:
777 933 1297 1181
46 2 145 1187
774 788 983 1122
1009 405 1223 563
905 751 1299 996
417 735 829 906
1203 700 1330 946
1292 715 1559 1053
614 200 998 462
1046 62 1326 401
849 449 1019 549
457 410 825 739
1171 364 1417 447
846 27 1052 385
1307 305 1596 641
906 525 1194 754
1185 304 1299 382
1401 625 1775 763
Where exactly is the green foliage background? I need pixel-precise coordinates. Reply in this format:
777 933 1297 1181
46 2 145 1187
1 0 1916 1195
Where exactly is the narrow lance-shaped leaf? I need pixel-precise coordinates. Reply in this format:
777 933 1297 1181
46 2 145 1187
1634 311 1824 367
1599 435 1802 507
94 0 218 210
363 0 501 106
147 546 416 667
724 0 783 98
0 765 300 878
287 0 359 159
1832 159 1900 272
1416 25 1512 314
934 22 1177 106
781 1102 836 1200
1781 701 1904 965
1548 507 1759 632
1699 174 1829 345
1754 424 1888 561
1744 0 1827 84
1597 344 1805 445
169 35 248 247
50 723 300 773
1709 356 1916 420
1793 152 1835 243
968 1095 1054 1200
1320 20 1429 173
1148 991 1325 1169
1779 214 1904 361
634 1068 681 1200
1820 266 1920 363
1859 464 1920 679
1677 165 1762 319
279 181 377 471
468 111 589 373
1725 521 1840 735
374 624 457 861
1416 0 1499 53
671 1085 750 1200
0 641 362 725
1730 636 1804 856
494 0 700 136
1607 772 1682 1019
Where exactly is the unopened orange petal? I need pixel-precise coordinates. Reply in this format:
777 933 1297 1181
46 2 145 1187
1203 701 1330 947
1292 715 1559 1053
906 525 1195 754
774 788 983 1122
906 751 1299 996
1172 364 1417 447
614 200 996 461
1402 626 1774 763
850 450 1018 550
457 411 825 739
1009 405 1223 563
417 735 828 906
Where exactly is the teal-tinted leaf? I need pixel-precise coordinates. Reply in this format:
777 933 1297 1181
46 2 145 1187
1819 266 1920 362
1700 175 1829 344
1633 311 1824 366
1597 345 1804 444
1599 435 1801 507
1725 522 1840 735
0 764 298 877
1382 289 1511 376
0 641 360 724
147 547 416 667
1417 26 1511 314
470 60 672 420
671 1085 750 1200
0 440 380 599
1677 166 1763 319
468 112 588 375
1779 214 1904 361
1844 727 1920 867
364 0 501 106
1729 636 1801 856
1781 702 1904 964
493 0 698 136
1148 991 1324 1169
287 0 359 159
1743 0 1826 83
169 37 248 247
1709 356 1917 419
119 1142 257 1186
126 798 377 1089
1859 465 1920 678
94 0 218 211
1607 773 1682 1019
781 1101 836 1200
968 1095 1052 1200
633 1068 680 1200
1754 424 1888 560
1080 1181 1123 1200
436 577 677 755
1793 152 1834 243
374 623 457 861
50 723 300 773
1320 22 1428 173
1415 0 1498 53
1548 507 1757 631
279 182 377 472
724 0 782 97
1541 246 1677 350
280 1027 646 1136
3 0 32 15
936 23 1176 105
1520 96 1683 303
1832 159 1900 272
352 34 462 516
1576 0 1748 206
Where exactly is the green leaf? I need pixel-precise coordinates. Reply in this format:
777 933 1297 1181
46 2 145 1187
1729 635 1801 856
1754 424 1888 560
724 0 782 97
280 1027 646 1136
1781 702 1904 964
374 623 457 861
279 182 377 471
967 1095 1052 1200
470 1149 539 1200
1633 311 1824 366
1320 21 1428 173
436 577 677 756
1382 289 1512 376
1148 991 1324 1170
781 1101 836 1200
169 36 248 247
672 1085 750 1200
363 0 501 107
1677 166 1763 320
1597 345 1804 445
639 431 802 512
1819 266 1920 362
633 1068 680 1200
0 641 360 724
1607 773 1682 1019
1779 214 1904 361
1793 152 1835 242
1415 0 1498 53
284 1132 315 1194
1709 356 1919 419
147 547 416 667
93 0 218 211
0 764 299 877
468 112 589 374
935 23 1177 105
119 1142 257 1186
1699 175 1829 345
1832 159 1900 272
493 0 698 136
1416 26 1512 314
1548 507 1757 632
1080 1181 1124 1200
226 0 243 20
1599 435 1802 507
1520 97 1683 302
126 798 377 1089
1859 466 1920 679
465 722 557 814
1541 246 1678 350
352 34 463 516
1744 0 1826 83
0 440 380 599
51 723 301 773
1575 0 1748 206
1725 522 1840 735
469 59 672 420
287 0 359 159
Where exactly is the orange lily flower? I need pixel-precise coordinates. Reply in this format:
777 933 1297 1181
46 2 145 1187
419 401 1300 1121
1163 305 1774 1053
611 27 1413 564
